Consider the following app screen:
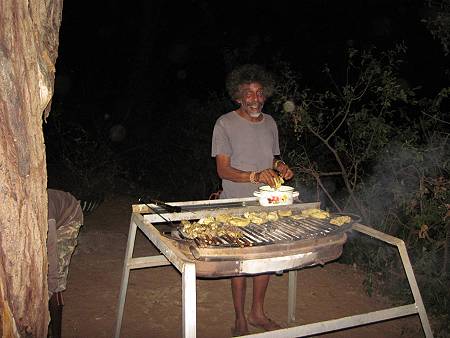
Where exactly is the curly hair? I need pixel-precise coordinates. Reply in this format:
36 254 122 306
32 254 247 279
226 64 275 100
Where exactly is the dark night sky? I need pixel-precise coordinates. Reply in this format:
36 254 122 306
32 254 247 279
46 0 448 198
54 0 445 109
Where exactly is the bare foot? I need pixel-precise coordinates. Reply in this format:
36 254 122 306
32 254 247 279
231 318 249 336
247 314 281 331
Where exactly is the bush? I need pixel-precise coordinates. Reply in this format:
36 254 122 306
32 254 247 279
45 110 122 201
271 46 449 335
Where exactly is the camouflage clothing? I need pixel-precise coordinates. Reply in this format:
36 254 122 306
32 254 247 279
47 189 84 296
55 219 83 293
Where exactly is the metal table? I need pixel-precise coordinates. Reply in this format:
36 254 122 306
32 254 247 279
114 197 433 338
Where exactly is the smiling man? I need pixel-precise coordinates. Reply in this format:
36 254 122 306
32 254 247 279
211 64 294 335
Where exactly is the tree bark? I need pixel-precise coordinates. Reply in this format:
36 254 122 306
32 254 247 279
0 0 63 336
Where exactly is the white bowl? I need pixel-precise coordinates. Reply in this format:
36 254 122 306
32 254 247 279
253 185 299 206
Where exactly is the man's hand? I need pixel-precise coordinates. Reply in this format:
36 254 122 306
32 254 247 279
257 169 282 188
275 162 294 180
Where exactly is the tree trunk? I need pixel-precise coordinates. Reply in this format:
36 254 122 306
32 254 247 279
0 0 63 336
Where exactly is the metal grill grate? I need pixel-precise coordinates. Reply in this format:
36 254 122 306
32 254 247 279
188 217 350 248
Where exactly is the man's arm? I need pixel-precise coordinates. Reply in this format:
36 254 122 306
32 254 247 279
216 154 281 187
215 154 254 182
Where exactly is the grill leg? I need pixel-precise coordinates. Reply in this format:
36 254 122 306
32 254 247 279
288 270 298 324
182 263 197 338
114 219 138 338
398 242 433 338
353 223 433 338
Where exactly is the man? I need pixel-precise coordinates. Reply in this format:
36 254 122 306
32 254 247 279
47 189 83 338
211 64 294 335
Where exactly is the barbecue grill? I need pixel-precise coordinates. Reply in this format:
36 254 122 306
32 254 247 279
137 199 350 277
114 197 433 338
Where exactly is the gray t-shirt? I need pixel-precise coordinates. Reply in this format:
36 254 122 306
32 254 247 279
211 111 280 198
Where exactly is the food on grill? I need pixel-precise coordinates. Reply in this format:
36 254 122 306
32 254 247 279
181 220 191 227
228 217 251 227
215 213 232 223
301 208 330 219
244 211 268 225
181 208 344 242
176 206 350 249
222 225 245 238
267 211 279 221
277 209 292 217
243 210 291 223
198 216 215 225
181 219 243 239
311 213 329 219
330 215 352 226
290 213 306 220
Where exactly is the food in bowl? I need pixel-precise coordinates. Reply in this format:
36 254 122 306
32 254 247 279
274 176 284 189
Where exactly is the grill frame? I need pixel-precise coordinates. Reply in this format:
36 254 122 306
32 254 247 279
115 197 433 338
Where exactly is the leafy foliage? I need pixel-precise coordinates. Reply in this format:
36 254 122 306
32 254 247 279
422 0 450 55
44 108 122 200
272 46 449 334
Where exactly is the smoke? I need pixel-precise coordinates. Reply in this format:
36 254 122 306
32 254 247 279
357 135 449 228
294 177 338 209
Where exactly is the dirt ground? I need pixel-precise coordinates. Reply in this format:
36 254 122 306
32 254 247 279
62 195 426 338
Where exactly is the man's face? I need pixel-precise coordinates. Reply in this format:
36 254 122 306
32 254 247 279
236 82 266 118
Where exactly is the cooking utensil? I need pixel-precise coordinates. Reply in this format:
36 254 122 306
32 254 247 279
253 185 299 206
139 197 182 213
137 197 183 230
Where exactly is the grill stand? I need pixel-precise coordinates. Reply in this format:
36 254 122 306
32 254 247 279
114 199 433 338
235 223 433 338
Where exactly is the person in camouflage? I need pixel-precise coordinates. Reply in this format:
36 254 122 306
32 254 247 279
47 189 83 338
